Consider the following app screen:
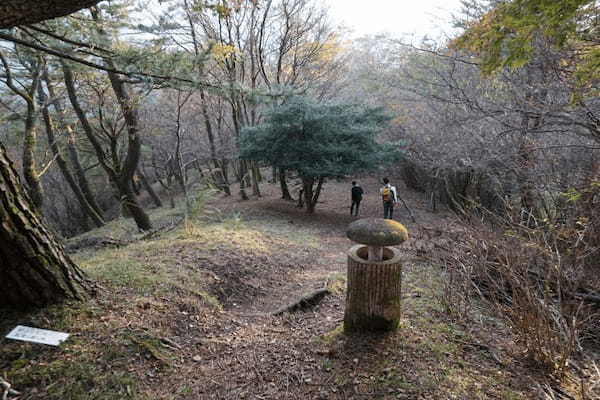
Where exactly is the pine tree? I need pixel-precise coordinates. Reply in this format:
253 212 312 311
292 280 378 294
452 0 599 91
240 96 400 213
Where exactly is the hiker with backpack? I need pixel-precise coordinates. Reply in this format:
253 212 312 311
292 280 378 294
350 181 364 216
380 177 398 219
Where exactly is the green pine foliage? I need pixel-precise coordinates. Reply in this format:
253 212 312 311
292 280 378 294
240 97 400 181
453 0 598 91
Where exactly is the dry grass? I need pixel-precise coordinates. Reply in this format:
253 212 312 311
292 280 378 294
435 221 600 399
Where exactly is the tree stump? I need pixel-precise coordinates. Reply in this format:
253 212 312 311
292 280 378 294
344 245 403 332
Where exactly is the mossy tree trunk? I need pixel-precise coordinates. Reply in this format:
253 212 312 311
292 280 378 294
344 245 402 332
0 144 91 308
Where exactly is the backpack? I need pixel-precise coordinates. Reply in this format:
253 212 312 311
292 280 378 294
382 186 393 202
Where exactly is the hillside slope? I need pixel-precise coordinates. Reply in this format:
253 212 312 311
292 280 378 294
1 176 540 399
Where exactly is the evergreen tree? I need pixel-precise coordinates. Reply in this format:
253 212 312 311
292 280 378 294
452 0 599 91
240 97 400 213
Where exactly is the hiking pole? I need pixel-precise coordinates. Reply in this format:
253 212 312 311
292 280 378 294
396 193 416 222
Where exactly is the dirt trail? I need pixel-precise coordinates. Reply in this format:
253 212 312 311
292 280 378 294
218 176 458 316
2 176 534 400
157 177 530 399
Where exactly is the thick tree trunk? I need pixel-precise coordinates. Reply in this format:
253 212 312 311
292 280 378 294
344 245 402 332
0 0 99 307
118 181 152 230
279 168 292 200
0 144 91 308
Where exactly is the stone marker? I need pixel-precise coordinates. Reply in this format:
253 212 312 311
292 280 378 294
344 218 408 332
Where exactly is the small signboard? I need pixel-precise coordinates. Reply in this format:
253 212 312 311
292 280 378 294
5 325 70 346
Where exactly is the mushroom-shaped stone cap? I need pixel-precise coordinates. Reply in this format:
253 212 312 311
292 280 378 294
347 218 409 246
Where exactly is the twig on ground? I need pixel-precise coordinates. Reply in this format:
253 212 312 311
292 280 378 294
536 382 576 400
396 193 416 222
0 378 20 400
159 336 182 349
451 339 504 366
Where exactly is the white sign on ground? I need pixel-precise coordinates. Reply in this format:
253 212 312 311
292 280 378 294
5 325 70 346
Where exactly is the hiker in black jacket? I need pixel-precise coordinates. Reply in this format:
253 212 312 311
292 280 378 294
350 181 364 216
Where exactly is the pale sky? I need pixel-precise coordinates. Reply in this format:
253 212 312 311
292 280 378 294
324 0 464 40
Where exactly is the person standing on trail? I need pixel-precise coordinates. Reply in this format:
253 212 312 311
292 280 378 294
350 181 364 216
380 177 398 219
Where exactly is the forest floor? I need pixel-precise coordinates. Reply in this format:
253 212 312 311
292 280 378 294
0 175 591 399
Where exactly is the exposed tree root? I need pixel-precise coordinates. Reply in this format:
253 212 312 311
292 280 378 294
272 288 331 315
